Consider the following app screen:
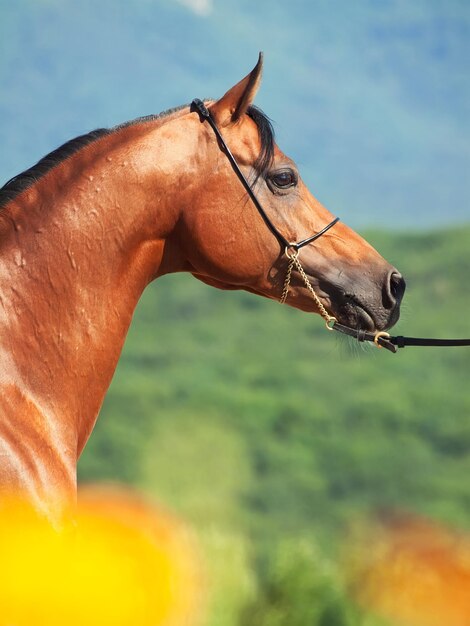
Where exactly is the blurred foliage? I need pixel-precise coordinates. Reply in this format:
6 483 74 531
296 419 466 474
79 226 470 625
240 540 389 626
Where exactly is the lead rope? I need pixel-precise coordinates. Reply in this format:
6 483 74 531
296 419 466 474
279 247 470 353
280 247 336 331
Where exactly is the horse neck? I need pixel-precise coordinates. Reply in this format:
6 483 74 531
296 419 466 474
0 118 189 457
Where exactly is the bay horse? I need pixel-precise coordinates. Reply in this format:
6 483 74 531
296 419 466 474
0 54 405 525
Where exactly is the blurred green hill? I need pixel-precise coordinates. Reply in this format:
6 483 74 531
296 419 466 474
78 226 470 626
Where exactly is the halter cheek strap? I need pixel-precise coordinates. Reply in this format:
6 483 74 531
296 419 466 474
191 99 339 253
191 98 339 327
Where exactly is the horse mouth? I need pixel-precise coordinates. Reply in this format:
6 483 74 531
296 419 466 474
354 305 377 331
295 274 394 332
333 293 400 333
333 299 375 332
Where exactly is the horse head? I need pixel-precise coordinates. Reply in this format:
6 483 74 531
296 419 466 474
174 54 405 333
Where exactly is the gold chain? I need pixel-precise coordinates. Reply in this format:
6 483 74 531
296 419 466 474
280 254 296 305
279 248 336 330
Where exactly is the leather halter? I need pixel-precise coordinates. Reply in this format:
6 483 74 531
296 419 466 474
191 98 470 354
191 99 339 252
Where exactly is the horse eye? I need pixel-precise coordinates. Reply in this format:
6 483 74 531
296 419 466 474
269 169 297 189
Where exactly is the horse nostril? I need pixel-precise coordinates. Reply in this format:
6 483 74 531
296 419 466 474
388 270 406 305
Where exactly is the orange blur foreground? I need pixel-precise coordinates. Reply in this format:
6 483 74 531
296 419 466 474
0 487 202 626
351 514 470 626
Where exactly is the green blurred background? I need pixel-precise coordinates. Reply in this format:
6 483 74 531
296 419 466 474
1 2 469 624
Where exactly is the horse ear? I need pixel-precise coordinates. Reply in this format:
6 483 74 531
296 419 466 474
210 52 263 127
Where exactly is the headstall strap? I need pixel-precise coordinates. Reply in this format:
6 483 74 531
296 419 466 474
191 98 470 354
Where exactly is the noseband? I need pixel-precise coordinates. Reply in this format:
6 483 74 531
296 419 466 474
191 99 470 354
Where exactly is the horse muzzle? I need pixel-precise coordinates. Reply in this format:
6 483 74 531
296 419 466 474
328 267 406 332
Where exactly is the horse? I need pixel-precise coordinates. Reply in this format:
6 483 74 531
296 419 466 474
0 54 405 525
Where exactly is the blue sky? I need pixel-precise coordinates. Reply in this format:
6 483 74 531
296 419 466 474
0 0 469 228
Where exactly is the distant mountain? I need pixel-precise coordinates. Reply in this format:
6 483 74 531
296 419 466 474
1 0 469 228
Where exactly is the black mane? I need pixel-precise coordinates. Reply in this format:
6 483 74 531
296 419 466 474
0 129 111 209
247 104 275 182
0 103 275 208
